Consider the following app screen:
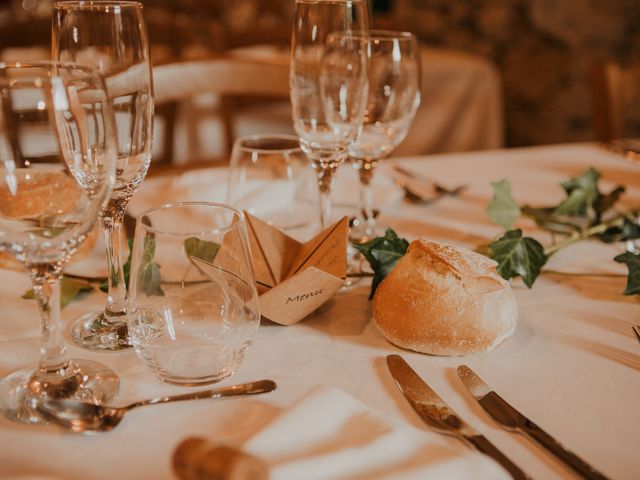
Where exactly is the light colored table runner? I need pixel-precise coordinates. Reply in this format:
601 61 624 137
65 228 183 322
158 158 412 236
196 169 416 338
0 143 638 479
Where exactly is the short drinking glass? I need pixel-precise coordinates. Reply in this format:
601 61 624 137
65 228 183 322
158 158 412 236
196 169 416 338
226 134 317 241
128 203 260 385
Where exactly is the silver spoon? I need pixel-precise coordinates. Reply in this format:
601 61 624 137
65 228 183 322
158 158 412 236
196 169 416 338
36 379 276 433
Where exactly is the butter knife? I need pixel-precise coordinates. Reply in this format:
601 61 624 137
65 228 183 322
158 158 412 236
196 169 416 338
386 355 530 480
457 365 609 480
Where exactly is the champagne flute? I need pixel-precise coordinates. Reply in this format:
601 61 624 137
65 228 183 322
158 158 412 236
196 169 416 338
290 0 369 229
349 30 421 240
53 1 154 350
0 62 118 424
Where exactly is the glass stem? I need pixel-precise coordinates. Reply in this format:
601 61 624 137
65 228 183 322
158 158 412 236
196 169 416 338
27 262 68 376
316 163 338 229
102 197 129 322
354 157 377 240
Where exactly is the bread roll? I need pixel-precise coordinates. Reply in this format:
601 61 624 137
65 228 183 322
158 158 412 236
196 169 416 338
373 239 517 356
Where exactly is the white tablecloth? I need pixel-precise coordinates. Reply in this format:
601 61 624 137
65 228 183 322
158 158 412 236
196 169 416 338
1 143 639 479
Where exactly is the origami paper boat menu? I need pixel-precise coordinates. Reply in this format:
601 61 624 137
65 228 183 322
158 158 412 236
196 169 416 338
192 212 349 326
245 213 348 325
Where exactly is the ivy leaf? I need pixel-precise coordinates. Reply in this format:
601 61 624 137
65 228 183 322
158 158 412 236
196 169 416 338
521 205 586 234
23 276 93 309
138 260 164 296
488 229 548 288
184 237 220 263
353 228 409 299
554 168 600 216
100 239 134 293
614 251 640 295
487 180 521 229
28 227 66 238
599 217 640 243
136 236 164 296
593 185 625 222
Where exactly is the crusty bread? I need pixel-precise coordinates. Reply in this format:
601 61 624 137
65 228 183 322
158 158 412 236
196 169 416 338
373 238 517 356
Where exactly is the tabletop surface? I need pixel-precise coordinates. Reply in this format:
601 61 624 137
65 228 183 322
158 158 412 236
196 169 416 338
1 143 639 479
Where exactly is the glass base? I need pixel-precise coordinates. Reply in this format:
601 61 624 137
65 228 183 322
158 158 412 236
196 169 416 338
71 311 132 351
0 360 119 425
340 244 366 292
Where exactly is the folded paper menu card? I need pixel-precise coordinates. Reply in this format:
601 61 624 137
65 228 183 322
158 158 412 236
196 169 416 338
193 213 348 326
241 387 510 480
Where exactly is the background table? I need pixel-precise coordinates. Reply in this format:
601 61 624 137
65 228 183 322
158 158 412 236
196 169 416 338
166 45 504 163
1 143 638 479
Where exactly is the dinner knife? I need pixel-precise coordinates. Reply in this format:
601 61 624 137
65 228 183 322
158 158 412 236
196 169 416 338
386 355 530 480
457 365 609 480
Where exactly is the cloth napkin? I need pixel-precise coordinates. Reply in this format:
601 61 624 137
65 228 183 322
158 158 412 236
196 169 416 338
243 388 509 480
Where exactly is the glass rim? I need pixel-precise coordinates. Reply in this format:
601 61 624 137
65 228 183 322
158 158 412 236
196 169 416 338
0 61 106 85
0 60 101 73
234 134 302 155
295 0 366 3
136 201 246 237
334 30 417 42
54 1 143 10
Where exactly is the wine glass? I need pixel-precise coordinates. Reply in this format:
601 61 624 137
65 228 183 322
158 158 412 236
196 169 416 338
53 1 154 350
128 203 260 385
290 0 369 229
226 134 318 240
349 30 421 240
0 62 118 424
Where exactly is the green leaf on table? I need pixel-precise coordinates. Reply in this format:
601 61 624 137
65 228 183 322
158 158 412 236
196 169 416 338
138 260 164 296
554 168 600 216
599 217 640 243
353 228 409 299
136 236 164 296
184 237 220 263
99 238 134 293
593 185 625 221
23 276 94 309
488 229 548 288
487 180 521 229
28 227 66 238
521 205 586 234
614 251 640 295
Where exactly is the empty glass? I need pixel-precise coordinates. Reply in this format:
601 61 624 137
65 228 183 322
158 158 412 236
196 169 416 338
226 134 317 241
0 62 118 424
128 203 260 385
53 1 154 350
290 0 369 229
349 30 421 240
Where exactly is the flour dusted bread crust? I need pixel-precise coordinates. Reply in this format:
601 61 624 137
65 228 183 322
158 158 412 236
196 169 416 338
373 239 517 356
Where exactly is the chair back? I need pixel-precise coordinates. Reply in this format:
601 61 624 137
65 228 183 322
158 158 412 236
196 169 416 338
152 56 291 165
590 62 640 142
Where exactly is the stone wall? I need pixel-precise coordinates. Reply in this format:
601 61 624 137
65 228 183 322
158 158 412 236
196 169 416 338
390 0 640 146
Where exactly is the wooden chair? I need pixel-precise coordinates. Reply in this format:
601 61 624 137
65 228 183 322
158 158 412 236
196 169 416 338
152 56 291 166
590 62 640 142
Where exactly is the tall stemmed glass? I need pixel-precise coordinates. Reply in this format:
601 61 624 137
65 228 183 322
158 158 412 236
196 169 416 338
53 1 154 350
290 0 369 229
0 62 118 424
350 30 421 240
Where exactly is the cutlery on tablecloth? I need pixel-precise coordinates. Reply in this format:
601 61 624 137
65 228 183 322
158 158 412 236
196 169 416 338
36 380 276 433
386 355 530 480
457 365 610 480
391 164 468 204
